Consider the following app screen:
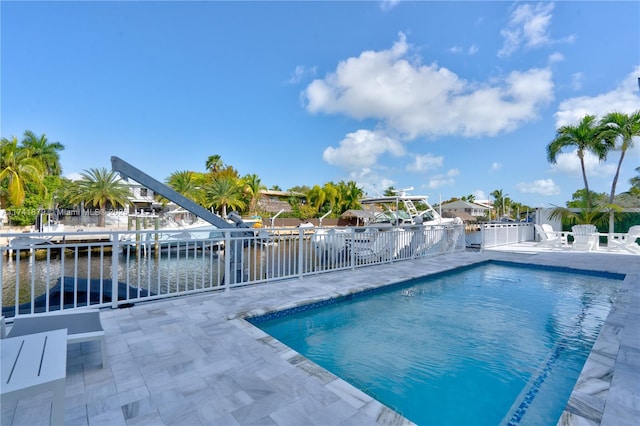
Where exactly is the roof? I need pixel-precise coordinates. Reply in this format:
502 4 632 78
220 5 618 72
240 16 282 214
260 190 306 198
341 209 375 220
257 199 293 213
439 200 489 210
442 211 477 222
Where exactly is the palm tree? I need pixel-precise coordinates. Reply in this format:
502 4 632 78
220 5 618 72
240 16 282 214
338 180 363 212
205 155 223 173
600 110 640 234
548 204 613 228
21 130 65 176
242 173 266 215
205 176 245 218
323 182 340 214
307 185 326 212
629 166 640 196
67 168 131 227
546 115 613 209
0 136 45 207
490 189 505 219
166 170 203 204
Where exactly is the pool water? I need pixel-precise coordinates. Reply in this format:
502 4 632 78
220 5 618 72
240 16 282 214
251 262 622 425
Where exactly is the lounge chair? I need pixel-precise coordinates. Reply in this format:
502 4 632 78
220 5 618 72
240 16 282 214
608 225 640 254
534 224 565 248
571 224 598 251
4 309 108 368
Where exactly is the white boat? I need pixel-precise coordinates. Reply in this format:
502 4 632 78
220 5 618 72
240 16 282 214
312 188 463 264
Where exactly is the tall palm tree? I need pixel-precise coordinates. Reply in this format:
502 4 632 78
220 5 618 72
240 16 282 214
205 176 245 218
0 136 45 207
323 182 340 214
600 110 640 234
546 115 613 209
166 170 203 204
490 189 505 219
242 173 266 215
307 185 326 212
21 130 65 176
205 155 223 173
338 180 363 212
68 168 131 227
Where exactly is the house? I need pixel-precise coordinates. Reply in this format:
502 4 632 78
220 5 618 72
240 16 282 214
438 200 489 219
257 190 306 214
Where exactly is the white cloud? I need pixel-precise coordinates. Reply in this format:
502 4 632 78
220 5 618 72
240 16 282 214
473 190 487 200
304 33 554 139
65 172 83 181
407 153 443 172
288 65 317 84
449 44 478 55
517 179 561 196
322 129 405 169
490 162 502 172
380 0 401 12
555 66 640 127
570 72 584 91
550 150 617 178
428 168 458 189
349 168 395 197
498 2 555 57
548 52 564 63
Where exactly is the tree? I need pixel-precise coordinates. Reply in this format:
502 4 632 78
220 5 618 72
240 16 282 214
323 182 340 214
242 173 266 215
629 166 640 196
490 189 505 219
548 204 612 228
21 130 65 176
546 115 613 209
0 136 45 207
205 176 245 218
166 170 204 204
337 180 363 213
67 168 131 227
307 185 326 212
600 110 640 234
205 155 223 173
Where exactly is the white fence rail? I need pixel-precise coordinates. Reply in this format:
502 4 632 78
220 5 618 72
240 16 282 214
1 224 465 318
481 223 535 248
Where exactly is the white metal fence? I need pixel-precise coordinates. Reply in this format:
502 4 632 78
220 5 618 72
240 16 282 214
480 223 535 248
1 224 465 318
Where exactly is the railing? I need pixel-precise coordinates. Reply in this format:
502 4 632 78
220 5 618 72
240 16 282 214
1 224 465 318
481 223 534 248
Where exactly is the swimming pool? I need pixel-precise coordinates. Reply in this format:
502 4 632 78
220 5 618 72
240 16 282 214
250 262 623 425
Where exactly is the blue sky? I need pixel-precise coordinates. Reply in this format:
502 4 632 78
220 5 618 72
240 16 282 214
2 0 639 208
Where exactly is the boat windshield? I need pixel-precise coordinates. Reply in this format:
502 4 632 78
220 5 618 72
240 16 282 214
373 211 412 224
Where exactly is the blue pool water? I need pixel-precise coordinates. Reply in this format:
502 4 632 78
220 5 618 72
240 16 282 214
251 262 622 425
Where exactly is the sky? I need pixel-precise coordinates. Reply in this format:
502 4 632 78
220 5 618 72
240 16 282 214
2 0 639 208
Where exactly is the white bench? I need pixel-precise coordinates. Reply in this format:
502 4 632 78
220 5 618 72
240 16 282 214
6 309 108 368
1 329 67 425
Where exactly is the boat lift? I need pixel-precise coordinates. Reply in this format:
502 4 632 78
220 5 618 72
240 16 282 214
111 156 248 284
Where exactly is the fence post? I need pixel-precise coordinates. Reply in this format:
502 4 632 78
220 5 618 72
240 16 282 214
350 228 356 269
298 228 305 279
111 232 120 309
224 231 231 291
